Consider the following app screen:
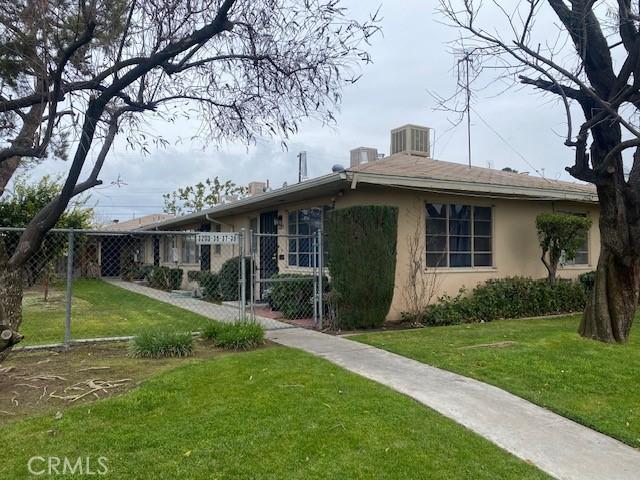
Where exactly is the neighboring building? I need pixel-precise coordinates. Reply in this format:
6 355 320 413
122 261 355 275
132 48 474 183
136 125 600 321
101 213 175 231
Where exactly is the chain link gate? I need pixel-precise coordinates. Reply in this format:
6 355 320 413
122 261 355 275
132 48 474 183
247 229 325 328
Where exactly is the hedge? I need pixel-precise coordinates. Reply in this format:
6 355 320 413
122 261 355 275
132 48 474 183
266 273 328 319
404 276 587 326
326 205 398 329
218 256 252 301
146 266 183 291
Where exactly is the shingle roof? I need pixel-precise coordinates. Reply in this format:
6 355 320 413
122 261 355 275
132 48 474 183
349 154 596 197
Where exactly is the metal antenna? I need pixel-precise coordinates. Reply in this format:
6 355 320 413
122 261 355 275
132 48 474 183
458 51 473 167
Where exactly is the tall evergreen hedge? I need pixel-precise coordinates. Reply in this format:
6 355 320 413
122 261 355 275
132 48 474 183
326 205 398 329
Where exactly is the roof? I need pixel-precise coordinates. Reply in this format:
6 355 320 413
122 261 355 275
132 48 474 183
349 154 597 199
101 213 175 231
142 154 598 230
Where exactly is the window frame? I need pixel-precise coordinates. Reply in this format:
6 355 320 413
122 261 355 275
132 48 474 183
425 202 494 269
287 207 324 268
180 233 199 265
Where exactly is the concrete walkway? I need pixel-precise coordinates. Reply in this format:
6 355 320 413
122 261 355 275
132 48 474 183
267 327 640 480
104 279 290 330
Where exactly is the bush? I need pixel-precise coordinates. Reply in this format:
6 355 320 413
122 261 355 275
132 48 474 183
147 266 183 290
579 271 596 294
168 268 183 290
201 321 265 350
135 264 154 281
266 274 328 319
199 272 221 301
327 205 398 329
405 277 587 327
187 270 202 283
218 256 252 301
129 329 194 358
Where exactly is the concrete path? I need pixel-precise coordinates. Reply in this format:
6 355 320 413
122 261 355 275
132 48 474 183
267 327 640 480
105 279 290 330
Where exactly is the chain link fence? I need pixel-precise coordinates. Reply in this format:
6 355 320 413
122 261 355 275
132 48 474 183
1 227 326 346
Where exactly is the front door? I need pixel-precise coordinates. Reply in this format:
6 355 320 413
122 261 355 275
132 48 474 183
259 211 279 294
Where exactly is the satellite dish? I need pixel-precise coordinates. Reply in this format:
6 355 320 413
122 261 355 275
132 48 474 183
332 164 345 172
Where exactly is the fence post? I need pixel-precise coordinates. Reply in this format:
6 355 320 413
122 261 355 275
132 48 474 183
312 234 318 326
249 229 255 322
317 229 324 330
64 229 75 344
240 228 246 322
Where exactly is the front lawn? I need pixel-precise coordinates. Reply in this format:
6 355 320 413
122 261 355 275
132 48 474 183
0 347 547 479
21 279 211 345
352 315 640 448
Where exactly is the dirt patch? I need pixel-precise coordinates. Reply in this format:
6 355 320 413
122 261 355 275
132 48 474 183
0 339 229 425
458 341 518 350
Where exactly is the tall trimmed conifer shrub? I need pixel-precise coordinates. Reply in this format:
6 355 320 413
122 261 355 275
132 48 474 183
327 205 398 329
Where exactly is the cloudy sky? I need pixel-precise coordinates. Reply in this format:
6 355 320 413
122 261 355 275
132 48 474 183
27 0 579 223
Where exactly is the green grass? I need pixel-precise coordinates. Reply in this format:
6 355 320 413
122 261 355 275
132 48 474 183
21 279 211 345
0 347 547 479
352 315 640 448
202 320 265 350
129 330 195 358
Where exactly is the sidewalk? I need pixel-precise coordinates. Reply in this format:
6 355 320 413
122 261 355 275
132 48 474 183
267 327 640 480
104 279 290 331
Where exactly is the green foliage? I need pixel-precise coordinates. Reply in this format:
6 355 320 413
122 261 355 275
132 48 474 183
578 271 596 294
327 206 398 329
199 272 221 301
147 266 183 290
405 277 587 326
219 256 252 301
266 273 329 319
536 213 592 281
162 177 248 215
129 329 194 358
201 321 265 350
0 174 93 228
187 270 202 283
0 174 94 286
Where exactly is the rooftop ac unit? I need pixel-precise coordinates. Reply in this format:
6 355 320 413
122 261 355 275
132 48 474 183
390 124 431 157
350 147 379 167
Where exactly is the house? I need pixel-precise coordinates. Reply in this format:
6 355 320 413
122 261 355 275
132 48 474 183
136 124 600 321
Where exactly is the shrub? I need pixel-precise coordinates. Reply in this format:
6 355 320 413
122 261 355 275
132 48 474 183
199 272 221 301
148 266 171 289
187 270 202 283
218 256 252 301
266 274 328 319
135 264 153 281
129 330 194 358
327 205 398 329
405 277 587 327
578 271 596 294
201 321 265 350
168 268 183 290
147 266 183 290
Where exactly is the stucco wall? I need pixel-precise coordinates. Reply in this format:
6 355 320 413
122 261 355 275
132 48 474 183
148 184 600 321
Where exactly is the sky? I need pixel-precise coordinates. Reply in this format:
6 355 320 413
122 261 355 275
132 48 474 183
24 0 582 224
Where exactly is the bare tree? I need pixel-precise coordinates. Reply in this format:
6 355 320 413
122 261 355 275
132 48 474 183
403 214 442 322
0 0 379 357
438 0 640 343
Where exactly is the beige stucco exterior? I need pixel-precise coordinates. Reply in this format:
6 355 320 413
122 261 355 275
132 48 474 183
140 181 599 321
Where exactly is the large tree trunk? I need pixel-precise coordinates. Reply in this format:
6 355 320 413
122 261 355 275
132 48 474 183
579 245 639 342
0 264 24 361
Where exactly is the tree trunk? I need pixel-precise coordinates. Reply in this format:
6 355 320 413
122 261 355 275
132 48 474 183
0 264 24 361
579 245 640 343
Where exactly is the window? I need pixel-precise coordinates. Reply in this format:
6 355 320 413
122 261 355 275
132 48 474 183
561 212 589 265
162 236 177 263
181 234 198 264
426 203 493 268
249 217 258 252
288 208 322 267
